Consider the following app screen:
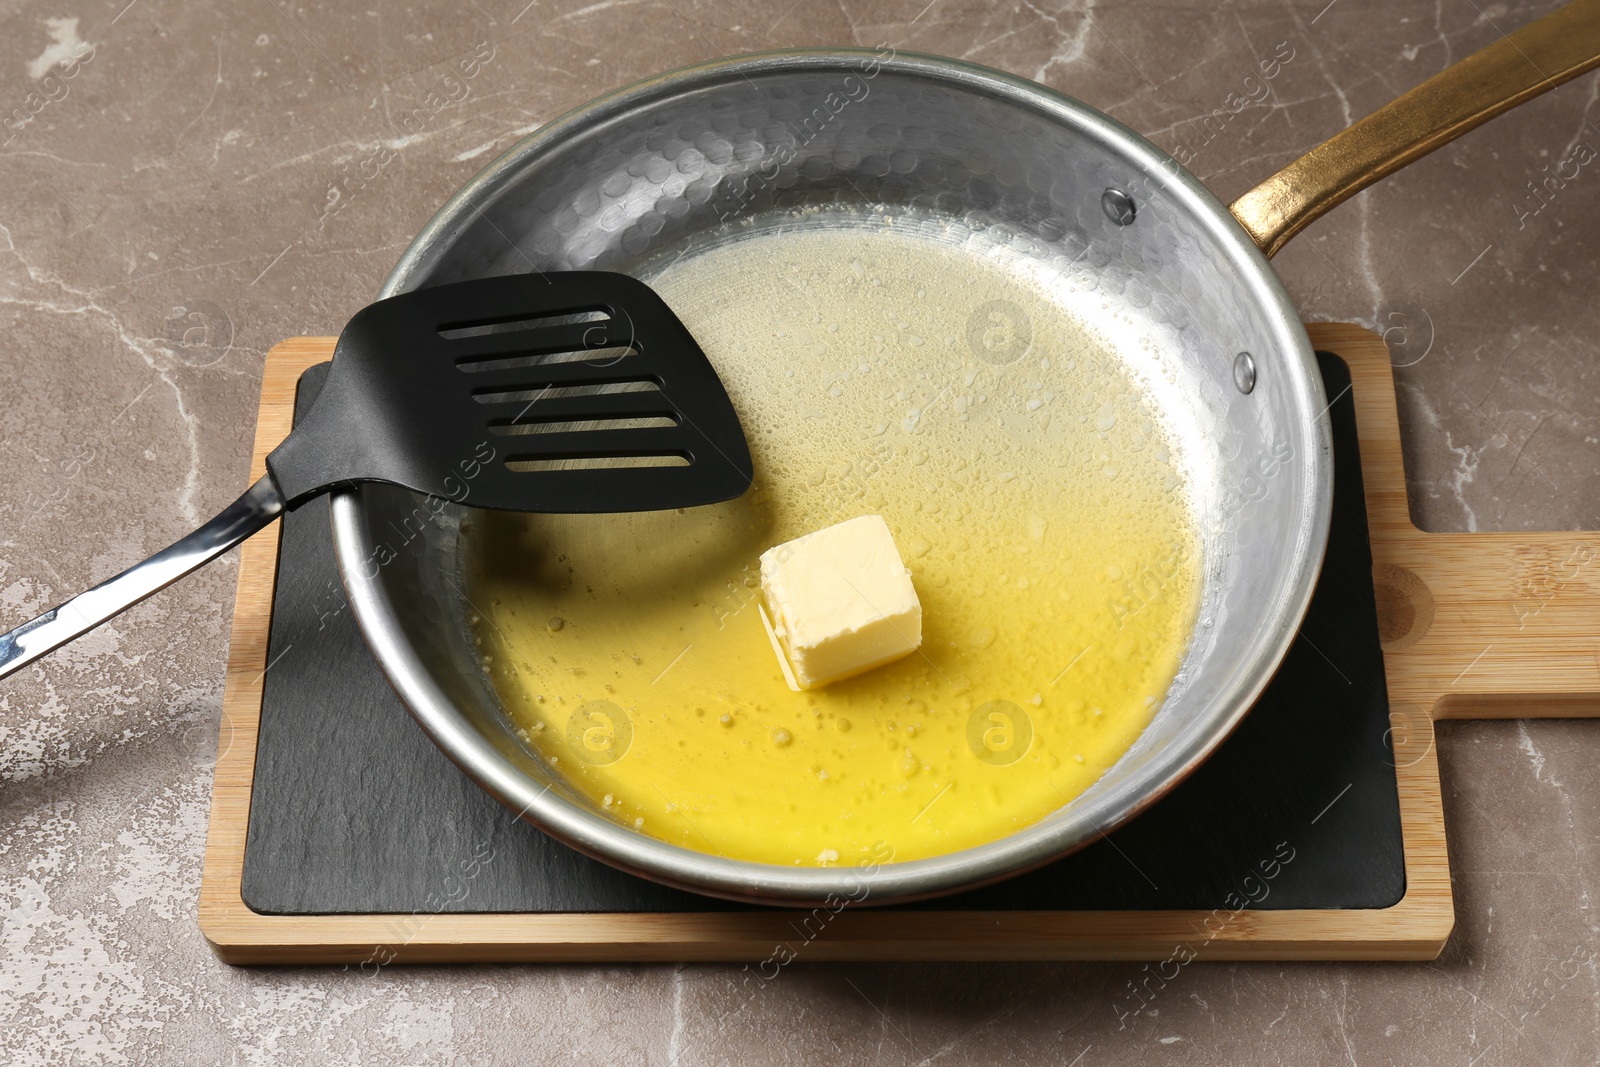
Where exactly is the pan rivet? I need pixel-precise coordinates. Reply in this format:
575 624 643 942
1233 351 1257 394
1101 187 1136 226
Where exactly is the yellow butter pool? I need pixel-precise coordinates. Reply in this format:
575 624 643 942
465 221 1201 867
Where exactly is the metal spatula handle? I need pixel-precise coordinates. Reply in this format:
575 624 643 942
1 272 751 682
0 477 284 682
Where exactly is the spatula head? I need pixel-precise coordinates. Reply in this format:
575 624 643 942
265 272 754 513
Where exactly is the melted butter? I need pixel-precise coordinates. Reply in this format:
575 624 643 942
466 221 1201 866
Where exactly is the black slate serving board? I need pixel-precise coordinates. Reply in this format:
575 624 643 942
241 352 1402 914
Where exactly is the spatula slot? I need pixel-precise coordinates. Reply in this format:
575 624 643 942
506 453 692 472
489 415 679 436
471 379 661 404
457 345 640 374
438 307 609 340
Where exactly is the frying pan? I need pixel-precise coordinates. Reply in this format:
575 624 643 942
329 2 1600 904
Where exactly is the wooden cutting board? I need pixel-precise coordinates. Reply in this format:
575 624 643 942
198 323 1600 963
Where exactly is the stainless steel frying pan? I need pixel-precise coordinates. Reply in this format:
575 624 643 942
331 2 1600 904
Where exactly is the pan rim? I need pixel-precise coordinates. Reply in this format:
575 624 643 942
329 47 1333 906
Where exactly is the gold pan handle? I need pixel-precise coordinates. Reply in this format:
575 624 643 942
1230 0 1600 257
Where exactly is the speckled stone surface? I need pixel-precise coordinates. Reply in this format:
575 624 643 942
1 1 1597 1063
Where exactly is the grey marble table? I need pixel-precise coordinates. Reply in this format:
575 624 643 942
0 0 1596 1063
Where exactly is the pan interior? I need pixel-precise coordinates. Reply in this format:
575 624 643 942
463 206 1204 864
338 53 1328 900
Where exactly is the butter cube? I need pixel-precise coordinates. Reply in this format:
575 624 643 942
759 515 923 689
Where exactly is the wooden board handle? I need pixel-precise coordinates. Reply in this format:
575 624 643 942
1374 534 1600 718
1329 323 1600 719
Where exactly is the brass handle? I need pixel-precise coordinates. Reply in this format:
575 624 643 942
1230 0 1600 257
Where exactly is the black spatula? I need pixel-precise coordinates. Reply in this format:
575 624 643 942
0 272 753 681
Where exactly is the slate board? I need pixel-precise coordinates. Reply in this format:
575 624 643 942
241 352 1402 914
